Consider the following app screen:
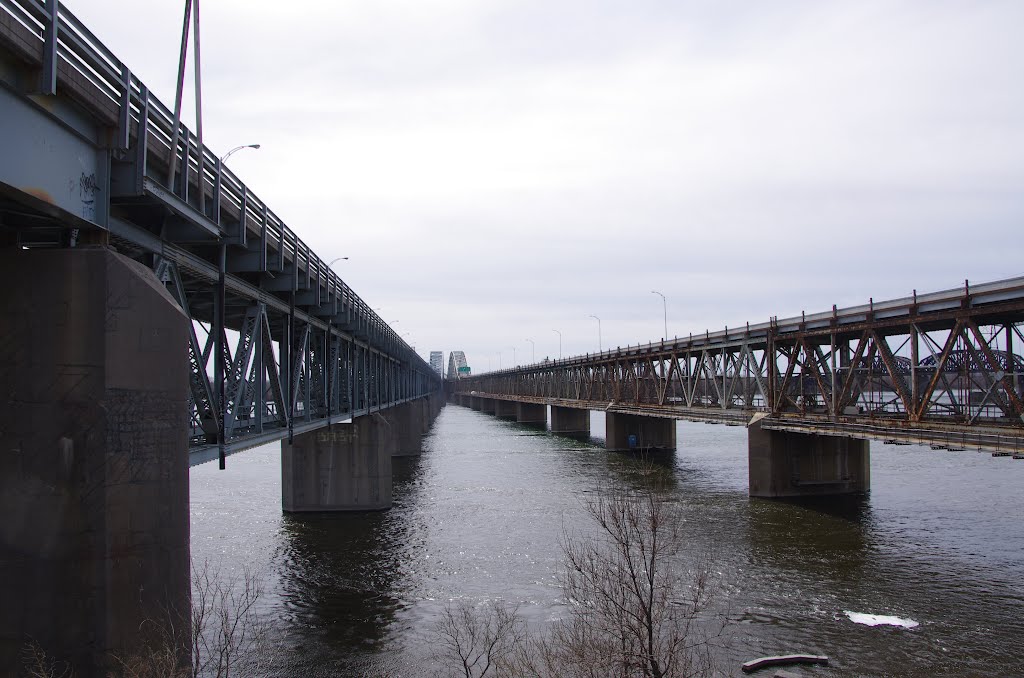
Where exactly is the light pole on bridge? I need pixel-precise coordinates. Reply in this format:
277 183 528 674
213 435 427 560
589 314 602 353
651 290 667 340
220 143 260 164
552 329 562 359
525 338 535 364
327 256 349 268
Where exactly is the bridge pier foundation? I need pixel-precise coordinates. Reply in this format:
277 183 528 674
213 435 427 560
391 402 424 457
516 402 547 425
0 248 191 673
495 399 517 419
748 418 870 498
282 413 395 511
481 398 497 415
551 406 590 434
605 413 677 451
470 396 482 411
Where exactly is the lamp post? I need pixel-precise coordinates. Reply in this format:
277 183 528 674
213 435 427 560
525 338 535 363
651 290 667 340
552 329 562 359
511 346 517 367
220 143 260 164
589 314 602 352
498 351 502 370
327 256 349 268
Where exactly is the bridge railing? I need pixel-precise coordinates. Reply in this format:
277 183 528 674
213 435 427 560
1 0 413 356
456 278 1024 452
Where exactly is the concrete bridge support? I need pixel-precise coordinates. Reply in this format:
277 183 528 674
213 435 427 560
391 402 424 457
481 398 497 415
748 418 870 498
605 413 677 451
551 406 590 434
495 399 517 419
516 402 547 425
0 248 191 673
470 396 482 411
282 413 396 511
429 392 444 422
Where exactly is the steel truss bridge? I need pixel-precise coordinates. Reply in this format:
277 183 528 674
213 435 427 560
0 0 441 466
456 277 1024 455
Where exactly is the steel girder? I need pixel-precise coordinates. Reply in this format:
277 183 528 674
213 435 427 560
456 279 1024 453
0 3 441 465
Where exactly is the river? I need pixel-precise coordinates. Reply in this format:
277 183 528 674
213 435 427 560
190 405 1024 677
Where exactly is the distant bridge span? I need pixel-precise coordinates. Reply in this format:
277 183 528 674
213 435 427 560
453 276 1024 494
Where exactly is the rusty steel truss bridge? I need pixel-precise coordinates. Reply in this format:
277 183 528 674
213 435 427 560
0 0 442 467
455 277 1024 455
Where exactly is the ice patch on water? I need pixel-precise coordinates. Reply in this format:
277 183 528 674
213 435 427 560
844 611 919 628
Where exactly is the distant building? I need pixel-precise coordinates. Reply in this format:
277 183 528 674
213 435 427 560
429 351 444 376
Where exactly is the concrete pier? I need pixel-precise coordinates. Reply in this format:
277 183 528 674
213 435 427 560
551 405 590 434
516 402 547 425
481 398 497 415
748 418 870 498
0 248 191 673
282 413 396 511
391 401 424 456
470 396 482 411
605 413 677 451
495 399 518 419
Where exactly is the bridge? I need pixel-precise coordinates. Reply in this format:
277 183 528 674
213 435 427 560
452 275 1024 496
0 1 442 672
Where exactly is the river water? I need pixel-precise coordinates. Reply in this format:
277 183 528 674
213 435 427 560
190 405 1024 677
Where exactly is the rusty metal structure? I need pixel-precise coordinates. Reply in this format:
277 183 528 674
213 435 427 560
456 278 1024 454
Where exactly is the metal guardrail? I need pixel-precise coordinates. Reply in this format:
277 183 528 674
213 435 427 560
0 0 443 466
0 0 400 354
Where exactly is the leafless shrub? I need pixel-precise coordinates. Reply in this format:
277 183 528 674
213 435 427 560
434 476 723 678
21 640 75 678
189 560 268 678
106 559 268 677
431 600 527 678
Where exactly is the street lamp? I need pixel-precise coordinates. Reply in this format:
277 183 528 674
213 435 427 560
511 346 517 367
552 329 562 359
651 290 667 340
327 256 349 268
525 338 535 363
589 314 602 352
220 143 260 164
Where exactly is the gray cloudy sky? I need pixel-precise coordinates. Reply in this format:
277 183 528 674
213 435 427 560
71 0 1023 372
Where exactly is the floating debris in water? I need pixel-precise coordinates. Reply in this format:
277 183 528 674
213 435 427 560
844 611 919 628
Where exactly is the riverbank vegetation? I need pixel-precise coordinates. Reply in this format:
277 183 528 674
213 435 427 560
431 477 725 678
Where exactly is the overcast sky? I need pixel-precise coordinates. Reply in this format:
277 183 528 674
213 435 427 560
70 0 1023 373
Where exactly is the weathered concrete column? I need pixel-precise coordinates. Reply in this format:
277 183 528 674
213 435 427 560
605 413 677 451
390 402 423 457
551 405 590 433
481 398 497 415
429 392 443 420
282 413 395 511
748 418 870 497
0 247 191 674
516 402 547 425
470 396 482 411
495 399 517 419
420 397 432 434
